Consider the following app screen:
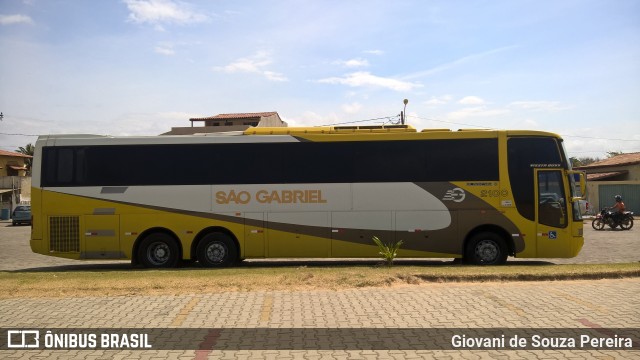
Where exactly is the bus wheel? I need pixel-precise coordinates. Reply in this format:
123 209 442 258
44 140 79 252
138 233 180 268
197 232 237 267
465 232 508 265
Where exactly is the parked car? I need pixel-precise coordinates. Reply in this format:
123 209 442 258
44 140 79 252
11 205 31 226
578 200 591 215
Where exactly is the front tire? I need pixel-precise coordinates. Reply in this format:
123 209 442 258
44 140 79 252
464 232 508 265
137 233 180 268
197 232 238 267
592 218 605 230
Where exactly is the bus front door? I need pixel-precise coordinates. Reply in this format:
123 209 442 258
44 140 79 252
535 169 570 257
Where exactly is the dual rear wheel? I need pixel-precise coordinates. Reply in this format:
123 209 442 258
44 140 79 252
196 232 238 267
137 232 237 268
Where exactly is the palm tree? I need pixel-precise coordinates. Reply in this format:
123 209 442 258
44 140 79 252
15 143 34 175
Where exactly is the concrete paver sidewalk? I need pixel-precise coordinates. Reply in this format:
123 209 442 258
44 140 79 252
1 278 638 358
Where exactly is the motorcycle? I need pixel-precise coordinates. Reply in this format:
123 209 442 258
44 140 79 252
592 208 634 230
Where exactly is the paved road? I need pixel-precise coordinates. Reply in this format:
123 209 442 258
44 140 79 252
1 221 638 358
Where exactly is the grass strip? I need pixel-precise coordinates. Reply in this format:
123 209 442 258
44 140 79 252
0 263 638 298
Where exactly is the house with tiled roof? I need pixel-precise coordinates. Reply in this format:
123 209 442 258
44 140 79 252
162 112 287 135
0 149 31 177
575 152 640 213
0 149 32 217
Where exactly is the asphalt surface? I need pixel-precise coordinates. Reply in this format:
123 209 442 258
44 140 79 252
0 220 638 359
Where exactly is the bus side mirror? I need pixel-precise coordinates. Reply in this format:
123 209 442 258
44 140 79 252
569 171 586 200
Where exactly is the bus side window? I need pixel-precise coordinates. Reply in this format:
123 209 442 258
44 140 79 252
56 149 75 184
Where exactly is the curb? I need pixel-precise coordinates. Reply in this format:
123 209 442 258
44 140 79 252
408 269 640 283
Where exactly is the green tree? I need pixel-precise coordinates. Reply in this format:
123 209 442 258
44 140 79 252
606 151 624 158
15 143 34 175
571 156 600 167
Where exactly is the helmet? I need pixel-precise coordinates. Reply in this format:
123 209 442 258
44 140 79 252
615 195 622 202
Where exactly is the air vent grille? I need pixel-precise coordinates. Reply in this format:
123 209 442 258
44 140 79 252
49 216 80 252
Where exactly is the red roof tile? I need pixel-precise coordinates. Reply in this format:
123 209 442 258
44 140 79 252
190 112 278 121
586 171 628 180
577 152 640 169
0 149 32 158
8 165 27 170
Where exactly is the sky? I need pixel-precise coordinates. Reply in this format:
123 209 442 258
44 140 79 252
0 0 639 159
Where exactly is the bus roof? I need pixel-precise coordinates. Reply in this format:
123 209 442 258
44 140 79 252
244 124 417 135
35 126 562 146
244 126 561 139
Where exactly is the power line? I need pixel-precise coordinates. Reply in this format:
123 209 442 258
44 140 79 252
407 115 495 129
560 135 639 142
2 115 639 144
0 132 40 136
319 115 400 127
568 150 640 154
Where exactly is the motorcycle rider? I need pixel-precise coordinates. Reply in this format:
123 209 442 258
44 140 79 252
610 195 626 223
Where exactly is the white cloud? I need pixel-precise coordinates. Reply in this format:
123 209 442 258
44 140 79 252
0 14 34 25
425 95 452 105
285 111 340 127
364 50 384 55
124 0 207 25
317 72 422 92
214 51 288 82
403 45 518 80
113 111 194 136
458 96 485 105
215 51 271 73
447 106 509 120
341 102 362 114
263 71 288 82
336 58 370 68
509 101 573 112
154 45 175 55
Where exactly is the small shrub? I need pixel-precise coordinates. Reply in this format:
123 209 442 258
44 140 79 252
372 236 404 267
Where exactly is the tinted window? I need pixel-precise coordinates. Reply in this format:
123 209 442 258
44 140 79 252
42 138 499 186
508 137 565 221
56 149 74 183
538 171 567 228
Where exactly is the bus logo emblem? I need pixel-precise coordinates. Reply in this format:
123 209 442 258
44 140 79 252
443 188 466 203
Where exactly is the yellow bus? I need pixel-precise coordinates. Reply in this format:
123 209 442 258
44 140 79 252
30 125 586 267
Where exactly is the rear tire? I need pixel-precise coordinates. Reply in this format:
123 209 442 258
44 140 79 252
137 233 180 268
464 232 508 265
197 232 238 267
620 216 634 230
